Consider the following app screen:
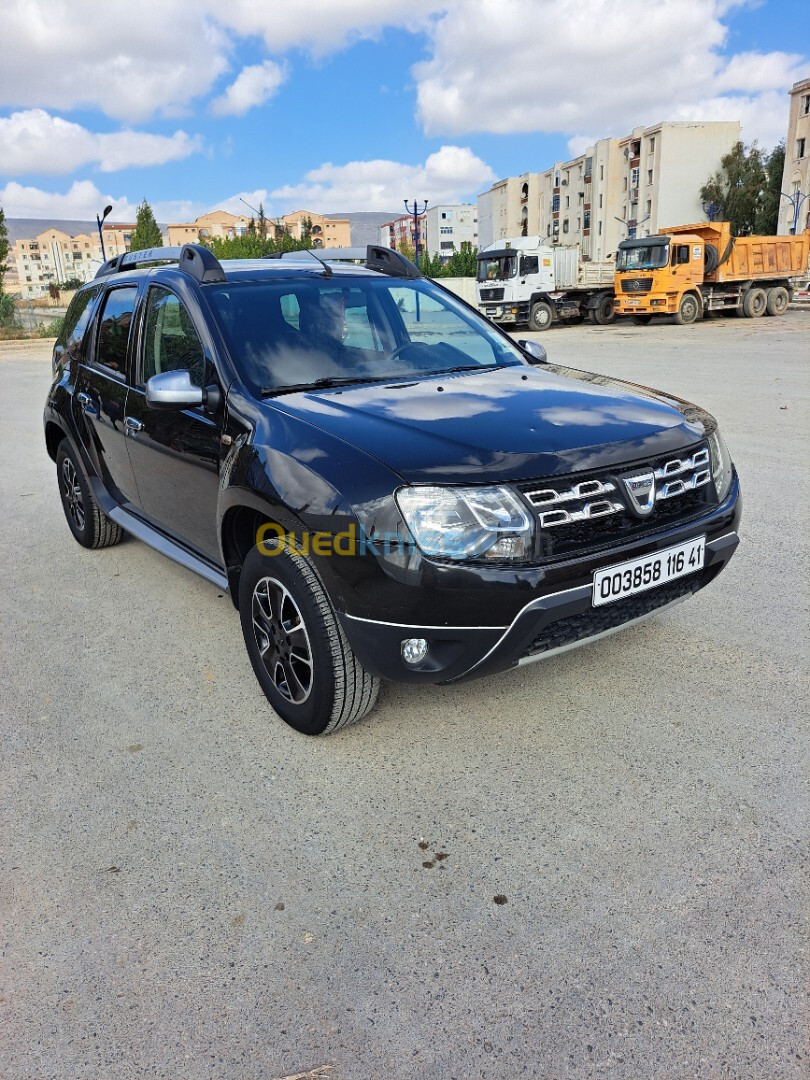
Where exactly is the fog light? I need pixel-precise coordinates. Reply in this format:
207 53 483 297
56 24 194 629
401 638 428 665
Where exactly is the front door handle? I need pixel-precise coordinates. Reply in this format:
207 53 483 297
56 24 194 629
124 416 144 436
77 391 92 410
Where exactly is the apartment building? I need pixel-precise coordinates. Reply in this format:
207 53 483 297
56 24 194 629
167 209 351 248
479 121 740 259
381 204 478 260
12 225 134 299
778 77 810 235
380 213 426 253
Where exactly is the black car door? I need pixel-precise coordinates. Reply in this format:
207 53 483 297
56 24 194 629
72 283 142 508
122 283 223 563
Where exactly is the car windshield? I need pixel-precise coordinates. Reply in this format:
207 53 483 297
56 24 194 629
476 255 517 282
206 275 526 395
615 242 669 271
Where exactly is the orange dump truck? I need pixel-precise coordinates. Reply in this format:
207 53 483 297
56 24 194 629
614 221 810 324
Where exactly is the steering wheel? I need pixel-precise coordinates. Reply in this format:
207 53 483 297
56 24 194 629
386 341 431 366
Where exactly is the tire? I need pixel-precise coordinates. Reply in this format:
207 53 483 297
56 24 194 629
529 301 553 331
630 314 653 325
742 287 767 318
765 286 789 316
674 293 700 325
592 294 615 325
586 308 598 324
238 542 380 735
703 244 719 274
56 440 124 549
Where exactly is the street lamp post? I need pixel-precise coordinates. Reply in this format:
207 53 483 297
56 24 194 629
96 204 113 262
404 199 428 262
781 189 810 235
702 200 723 222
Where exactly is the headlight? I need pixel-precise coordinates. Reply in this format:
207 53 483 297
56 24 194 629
707 429 733 502
396 485 533 561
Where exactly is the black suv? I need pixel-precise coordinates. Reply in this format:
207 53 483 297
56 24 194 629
44 244 741 735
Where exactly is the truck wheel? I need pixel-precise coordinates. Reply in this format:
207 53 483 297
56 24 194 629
765 286 789 316
56 441 124 549
630 314 653 325
674 293 700 325
592 295 615 325
703 244 719 274
239 542 380 735
742 287 767 318
586 309 598 324
529 301 553 331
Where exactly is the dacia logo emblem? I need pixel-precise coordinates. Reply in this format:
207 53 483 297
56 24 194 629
622 471 656 516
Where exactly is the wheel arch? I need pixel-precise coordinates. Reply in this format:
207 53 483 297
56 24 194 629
45 419 67 462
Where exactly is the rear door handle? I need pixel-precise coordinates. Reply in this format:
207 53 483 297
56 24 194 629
77 391 92 410
124 416 144 436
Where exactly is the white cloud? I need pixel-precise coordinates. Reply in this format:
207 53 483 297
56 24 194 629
413 0 806 148
0 110 202 175
267 146 495 213
211 61 286 116
0 180 137 221
0 0 229 123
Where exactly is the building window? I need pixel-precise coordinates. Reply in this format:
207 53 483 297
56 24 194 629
630 167 639 188
623 177 628 191
554 171 560 186
649 136 655 153
562 219 569 234
552 194 560 212
565 195 570 208
440 226 453 234
598 221 602 236
585 156 593 175
797 137 806 159
599 163 604 181
583 210 591 229
440 241 454 249
647 169 653 184
599 194 603 208
646 200 652 214
802 94 810 116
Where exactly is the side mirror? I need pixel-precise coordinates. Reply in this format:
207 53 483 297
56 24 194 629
517 339 548 365
146 370 204 410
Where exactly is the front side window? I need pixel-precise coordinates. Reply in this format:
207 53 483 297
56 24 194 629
95 286 138 374
208 277 524 394
141 286 206 386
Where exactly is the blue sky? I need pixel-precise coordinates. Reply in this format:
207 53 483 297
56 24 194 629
0 0 807 223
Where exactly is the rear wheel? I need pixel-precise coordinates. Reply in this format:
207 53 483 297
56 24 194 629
238 542 380 735
529 301 553 331
743 287 767 318
56 441 124 549
586 308 598 324
765 286 789 316
630 313 653 325
592 294 615 325
674 293 700 325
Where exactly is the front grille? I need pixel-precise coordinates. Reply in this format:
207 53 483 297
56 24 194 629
519 445 715 562
621 277 653 293
479 287 505 302
522 571 708 659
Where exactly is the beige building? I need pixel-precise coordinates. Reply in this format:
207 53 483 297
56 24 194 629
479 121 741 259
167 209 351 248
12 225 134 299
380 204 478 261
778 77 810 235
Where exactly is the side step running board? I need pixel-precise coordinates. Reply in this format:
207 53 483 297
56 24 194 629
108 506 229 591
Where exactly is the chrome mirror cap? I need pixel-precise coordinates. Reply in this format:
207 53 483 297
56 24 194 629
518 339 548 364
146 370 204 409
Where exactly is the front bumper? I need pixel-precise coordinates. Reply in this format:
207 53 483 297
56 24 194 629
337 479 741 685
616 293 674 315
478 302 528 324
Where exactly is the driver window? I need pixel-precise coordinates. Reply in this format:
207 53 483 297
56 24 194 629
672 244 689 266
142 287 205 386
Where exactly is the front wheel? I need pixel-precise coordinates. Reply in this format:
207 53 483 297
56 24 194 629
529 301 553 331
630 313 653 325
592 294 615 325
238 543 380 735
674 293 700 325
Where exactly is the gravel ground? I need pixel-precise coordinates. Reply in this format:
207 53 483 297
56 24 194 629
1 310 808 1080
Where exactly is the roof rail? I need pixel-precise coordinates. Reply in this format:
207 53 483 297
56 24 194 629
272 244 421 279
94 243 226 284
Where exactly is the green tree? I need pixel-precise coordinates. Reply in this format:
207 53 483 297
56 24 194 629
129 199 163 251
0 204 9 293
300 216 313 248
755 142 785 235
257 203 268 241
445 241 478 277
247 216 256 237
700 140 766 236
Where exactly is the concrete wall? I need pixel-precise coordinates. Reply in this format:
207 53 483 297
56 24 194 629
435 277 477 305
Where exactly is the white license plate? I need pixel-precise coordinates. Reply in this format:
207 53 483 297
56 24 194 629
486 307 497 315
592 536 705 607
626 299 641 306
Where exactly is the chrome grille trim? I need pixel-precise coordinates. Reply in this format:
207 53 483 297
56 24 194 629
525 478 616 507
538 499 624 528
657 469 711 501
654 448 709 480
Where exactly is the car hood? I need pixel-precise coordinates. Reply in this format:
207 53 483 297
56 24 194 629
271 364 712 484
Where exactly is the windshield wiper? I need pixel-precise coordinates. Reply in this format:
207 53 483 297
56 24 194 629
261 375 394 396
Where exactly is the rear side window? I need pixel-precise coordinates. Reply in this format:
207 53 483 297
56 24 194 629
58 286 100 359
95 287 138 375
141 286 206 387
